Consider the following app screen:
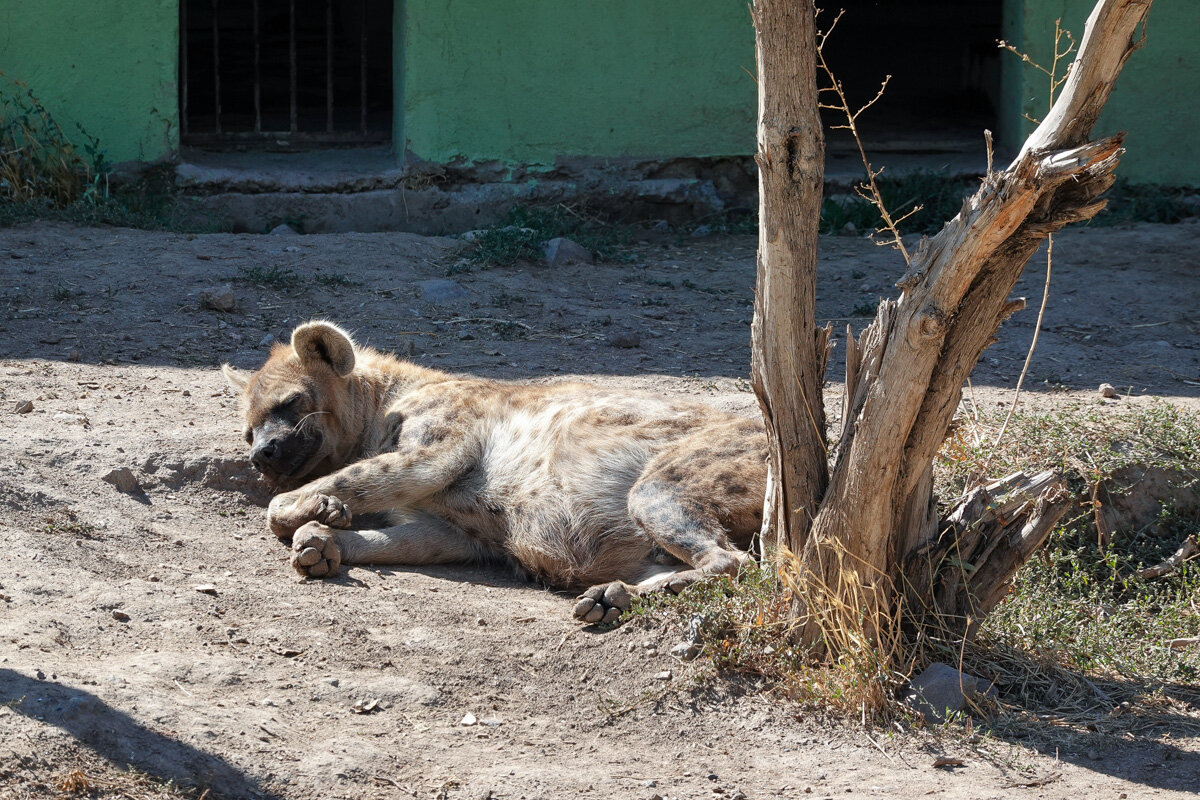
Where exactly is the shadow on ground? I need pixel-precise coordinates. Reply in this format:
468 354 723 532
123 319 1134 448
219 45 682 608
1 669 279 799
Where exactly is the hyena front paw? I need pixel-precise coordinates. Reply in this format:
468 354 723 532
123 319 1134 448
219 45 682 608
290 522 343 578
268 493 352 540
572 581 634 625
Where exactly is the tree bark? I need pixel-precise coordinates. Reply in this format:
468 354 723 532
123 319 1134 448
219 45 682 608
752 0 1155 651
749 0 829 553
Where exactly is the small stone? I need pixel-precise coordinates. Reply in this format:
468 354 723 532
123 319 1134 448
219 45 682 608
269 223 298 235
653 670 672 681
67 350 81 362
199 284 237 313
321 678 340 687
652 220 670 232
460 712 477 726
111 609 130 622
644 780 657 788
418 279 469 304
258 334 275 348
1099 383 1118 399
607 332 641 349
350 698 381 714
193 584 218 595
691 225 713 238
543 237 593 268
841 221 857 234
670 642 700 661
904 662 995 723
102 467 140 493
14 400 33 414
476 617 487 626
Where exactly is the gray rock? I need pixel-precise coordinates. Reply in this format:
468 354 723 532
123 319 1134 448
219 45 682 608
14 400 33 414
1099 382 1118 398
904 662 995 723
258 334 276 348
691 224 713 238
418 278 469 304
199 284 237 313
543 237 593 267
269 223 299 235
102 467 140 494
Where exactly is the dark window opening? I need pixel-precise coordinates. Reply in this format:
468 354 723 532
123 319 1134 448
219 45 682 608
181 0 393 148
819 1 1003 157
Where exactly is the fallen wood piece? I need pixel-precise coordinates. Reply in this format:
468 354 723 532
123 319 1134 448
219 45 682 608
1138 535 1199 580
1167 637 1199 651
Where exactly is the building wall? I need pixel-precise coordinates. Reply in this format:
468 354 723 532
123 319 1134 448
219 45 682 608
1001 0 1199 185
401 0 757 165
0 0 179 164
0 1 1194 186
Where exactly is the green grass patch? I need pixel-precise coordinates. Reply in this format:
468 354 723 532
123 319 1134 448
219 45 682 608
636 402 1200 721
468 204 632 268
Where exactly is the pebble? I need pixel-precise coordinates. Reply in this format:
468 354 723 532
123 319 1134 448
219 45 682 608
460 712 477 726
198 284 237 313
544 237 593 267
102 467 140 493
1099 382 1118 398
194 584 218 595
418 278 469 304
258 334 275 348
111 609 130 622
14 400 33 414
269 223 299 235
653 670 672 681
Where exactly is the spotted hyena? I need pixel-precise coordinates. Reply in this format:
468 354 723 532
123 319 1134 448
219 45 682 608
223 321 768 623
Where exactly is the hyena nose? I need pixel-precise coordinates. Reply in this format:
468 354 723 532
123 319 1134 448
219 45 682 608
250 439 279 471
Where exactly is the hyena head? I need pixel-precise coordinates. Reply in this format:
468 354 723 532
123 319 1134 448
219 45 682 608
223 321 358 489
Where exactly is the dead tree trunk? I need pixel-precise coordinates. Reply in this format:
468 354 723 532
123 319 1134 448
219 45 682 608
749 0 830 550
751 0 1155 651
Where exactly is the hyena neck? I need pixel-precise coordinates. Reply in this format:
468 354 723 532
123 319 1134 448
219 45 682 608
340 350 446 459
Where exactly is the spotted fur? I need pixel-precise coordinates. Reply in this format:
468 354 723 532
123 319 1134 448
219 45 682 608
224 321 769 623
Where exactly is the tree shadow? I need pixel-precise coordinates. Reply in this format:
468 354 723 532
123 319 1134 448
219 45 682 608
0 668 281 799
964 658 1200 791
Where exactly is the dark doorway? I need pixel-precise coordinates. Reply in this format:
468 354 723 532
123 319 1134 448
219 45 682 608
181 0 393 148
819 1 1003 159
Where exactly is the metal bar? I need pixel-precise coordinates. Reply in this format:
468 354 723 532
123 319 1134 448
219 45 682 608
212 0 221 134
180 0 188 137
360 0 367 134
253 0 261 133
289 0 298 133
326 0 334 132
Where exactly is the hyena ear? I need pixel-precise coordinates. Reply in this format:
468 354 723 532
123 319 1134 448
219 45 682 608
222 363 251 392
291 321 356 377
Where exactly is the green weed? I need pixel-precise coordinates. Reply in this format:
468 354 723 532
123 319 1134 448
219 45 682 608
469 204 630 267
234 264 302 290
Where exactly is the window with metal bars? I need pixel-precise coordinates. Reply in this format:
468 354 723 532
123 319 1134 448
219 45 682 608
181 0 393 148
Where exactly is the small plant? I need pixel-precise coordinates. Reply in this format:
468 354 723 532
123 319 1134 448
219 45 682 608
313 272 359 288
235 264 301 290
51 283 73 301
469 204 629 267
0 75 105 206
43 508 99 539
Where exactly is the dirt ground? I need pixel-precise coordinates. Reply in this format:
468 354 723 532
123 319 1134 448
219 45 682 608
1 219 1198 800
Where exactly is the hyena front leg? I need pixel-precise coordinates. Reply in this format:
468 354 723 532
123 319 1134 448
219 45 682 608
267 434 476 541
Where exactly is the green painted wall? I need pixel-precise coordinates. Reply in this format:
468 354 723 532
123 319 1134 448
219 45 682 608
402 0 757 165
1001 0 1199 185
0 0 179 164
